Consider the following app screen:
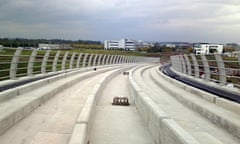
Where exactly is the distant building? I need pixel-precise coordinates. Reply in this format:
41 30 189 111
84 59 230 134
104 40 119 50
119 39 136 51
38 43 60 50
104 38 151 51
38 43 72 50
166 44 176 48
193 43 223 55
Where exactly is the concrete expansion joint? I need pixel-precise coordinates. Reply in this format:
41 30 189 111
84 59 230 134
76 121 88 124
43 131 71 135
160 116 171 120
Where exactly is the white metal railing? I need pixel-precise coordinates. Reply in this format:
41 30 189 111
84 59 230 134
0 47 158 81
170 53 240 88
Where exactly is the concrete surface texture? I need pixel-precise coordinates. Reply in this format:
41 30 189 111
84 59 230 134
0 63 239 144
0 70 117 144
132 65 240 144
89 73 154 144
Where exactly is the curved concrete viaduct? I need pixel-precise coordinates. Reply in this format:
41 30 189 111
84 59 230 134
0 63 239 144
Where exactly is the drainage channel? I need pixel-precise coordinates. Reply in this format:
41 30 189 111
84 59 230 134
89 71 154 144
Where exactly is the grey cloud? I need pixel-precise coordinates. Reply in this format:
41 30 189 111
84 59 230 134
0 0 239 42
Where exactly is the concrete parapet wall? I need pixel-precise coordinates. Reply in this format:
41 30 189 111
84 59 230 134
161 119 200 144
155 67 240 139
128 78 141 104
128 68 200 144
69 124 88 144
216 97 240 115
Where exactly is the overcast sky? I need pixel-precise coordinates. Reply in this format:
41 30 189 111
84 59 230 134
0 0 240 43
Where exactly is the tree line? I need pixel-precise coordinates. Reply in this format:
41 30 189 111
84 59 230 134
0 38 102 48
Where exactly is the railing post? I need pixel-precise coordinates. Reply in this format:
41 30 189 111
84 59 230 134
93 54 98 66
184 54 192 76
27 49 38 76
127 56 130 63
200 55 210 81
122 56 126 63
70 52 76 69
179 55 186 74
170 55 181 72
10 48 23 79
122 56 125 63
116 55 119 64
112 55 117 64
52 51 60 72
97 54 103 66
130 57 134 63
215 54 226 85
88 54 94 67
178 56 182 72
126 56 129 63
237 52 240 64
113 55 117 64
114 55 118 64
101 54 107 65
129 57 132 63
109 55 114 64
124 56 128 63
177 56 183 73
128 56 131 63
132 57 135 63
62 51 69 70
170 56 176 71
190 54 199 78
121 56 124 63
41 50 51 74
82 53 89 67
105 55 110 65
111 55 116 64
76 53 83 68
118 56 123 63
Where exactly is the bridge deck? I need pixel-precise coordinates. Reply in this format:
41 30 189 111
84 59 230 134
0 64 239 144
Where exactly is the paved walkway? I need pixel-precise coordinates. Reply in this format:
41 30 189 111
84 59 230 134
0 72 112 144
90 73 154 144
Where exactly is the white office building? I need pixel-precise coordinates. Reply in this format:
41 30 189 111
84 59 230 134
104 39 150 51
193 43 223 55
38 43 60 50
104 40 119 50
38 43 73 50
